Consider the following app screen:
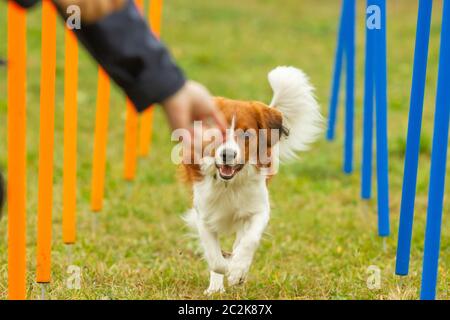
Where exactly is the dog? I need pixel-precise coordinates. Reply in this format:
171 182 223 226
181 66 323 294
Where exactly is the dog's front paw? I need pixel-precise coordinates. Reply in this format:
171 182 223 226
227 259 251 286
204 285 225 296
204 271 225 296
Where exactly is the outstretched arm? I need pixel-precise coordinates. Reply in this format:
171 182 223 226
56 0 186 112
9 0 226 131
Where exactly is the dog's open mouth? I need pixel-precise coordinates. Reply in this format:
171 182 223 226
216 164 244 180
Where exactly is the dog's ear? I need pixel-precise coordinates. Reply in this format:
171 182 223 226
258 106 289 147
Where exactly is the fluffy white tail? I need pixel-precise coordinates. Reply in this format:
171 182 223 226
268 66 324 161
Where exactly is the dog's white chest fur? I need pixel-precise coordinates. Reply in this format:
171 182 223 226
193 165 270 234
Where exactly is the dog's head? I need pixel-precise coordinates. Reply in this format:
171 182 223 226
210 97 288 181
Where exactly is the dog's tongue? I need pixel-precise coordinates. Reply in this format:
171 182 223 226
220 165 235 176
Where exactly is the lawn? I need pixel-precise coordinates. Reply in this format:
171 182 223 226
0 0 449 300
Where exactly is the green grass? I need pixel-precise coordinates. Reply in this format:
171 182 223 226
1 0 450 300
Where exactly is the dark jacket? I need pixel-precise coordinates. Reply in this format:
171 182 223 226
12 0 186 112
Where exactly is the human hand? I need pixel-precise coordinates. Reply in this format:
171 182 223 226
162 81 227 164
161 80 227 134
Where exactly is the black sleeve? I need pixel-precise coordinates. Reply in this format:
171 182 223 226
71 0 186 112
12 0 40 8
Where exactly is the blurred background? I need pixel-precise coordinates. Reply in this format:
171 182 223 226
0 0 449 299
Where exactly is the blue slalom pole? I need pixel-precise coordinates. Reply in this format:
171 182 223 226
420 0 450 300
362 0 375 200
395 0 433 276
344 0 355 174
373 0 389 237
327 0 347 141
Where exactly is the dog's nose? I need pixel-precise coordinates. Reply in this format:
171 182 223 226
221 149 237 162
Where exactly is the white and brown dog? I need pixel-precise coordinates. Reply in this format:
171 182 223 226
182 66 323 294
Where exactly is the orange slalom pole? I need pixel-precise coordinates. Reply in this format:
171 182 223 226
36 0 57 284
138 0 164 157
136 0 144 12
149 0 163 37
138 109 154 157
90 67 111 212
62 28 79 244
7 1 27 300
123 99 138 180
122 0 144 180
